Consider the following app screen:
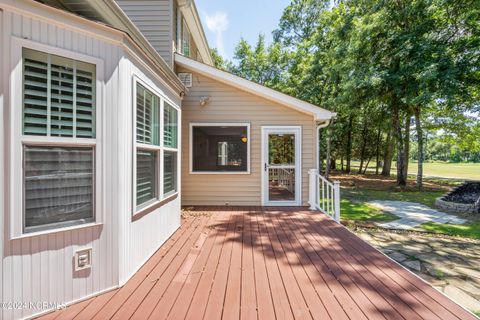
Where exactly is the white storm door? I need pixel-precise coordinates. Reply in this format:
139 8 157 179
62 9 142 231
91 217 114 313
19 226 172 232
261 126 302 206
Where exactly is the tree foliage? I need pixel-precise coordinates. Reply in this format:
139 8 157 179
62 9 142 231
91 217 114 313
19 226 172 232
219 0 480 185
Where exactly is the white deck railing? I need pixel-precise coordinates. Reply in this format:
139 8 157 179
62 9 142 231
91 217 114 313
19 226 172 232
308 169 341 223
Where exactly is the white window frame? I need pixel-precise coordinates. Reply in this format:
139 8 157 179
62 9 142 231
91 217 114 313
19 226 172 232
132 76 180 217
189 123 251 175
182 19 191 57
9 37 105 239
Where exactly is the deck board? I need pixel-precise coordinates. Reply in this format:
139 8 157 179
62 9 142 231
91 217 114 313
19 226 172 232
36 207 477 320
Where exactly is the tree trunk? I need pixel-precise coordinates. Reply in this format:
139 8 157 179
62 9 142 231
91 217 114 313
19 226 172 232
375 125 382 175
341 155 344 172
331 158 336 170
345 115 353 174
392 105 406 186
363 156 373 174
358 115 369 174
415 106 423 189
381 128 394 176
403 114 411 181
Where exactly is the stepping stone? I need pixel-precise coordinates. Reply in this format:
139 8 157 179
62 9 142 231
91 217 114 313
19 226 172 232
388 251 408 262
403 260 422 272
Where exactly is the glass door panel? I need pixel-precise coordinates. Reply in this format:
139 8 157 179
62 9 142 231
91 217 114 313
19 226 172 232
267 133 296 202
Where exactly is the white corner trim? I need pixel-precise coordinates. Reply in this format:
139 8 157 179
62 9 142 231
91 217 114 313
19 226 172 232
175 54 335 121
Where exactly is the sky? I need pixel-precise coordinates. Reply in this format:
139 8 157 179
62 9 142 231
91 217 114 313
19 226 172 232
195 0 291 60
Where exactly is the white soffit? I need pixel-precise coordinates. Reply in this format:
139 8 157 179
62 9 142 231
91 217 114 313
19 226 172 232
175 54 335 121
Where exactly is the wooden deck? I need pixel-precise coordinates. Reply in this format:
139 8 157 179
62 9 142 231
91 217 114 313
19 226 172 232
37 207 476 320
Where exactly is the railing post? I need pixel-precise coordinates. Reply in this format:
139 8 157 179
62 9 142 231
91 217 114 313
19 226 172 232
308 169 318 210
333 181 341 223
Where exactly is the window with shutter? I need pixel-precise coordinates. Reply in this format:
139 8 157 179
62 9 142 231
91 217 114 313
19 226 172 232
23 48 95 138
133 79 179 215
164 151 177 195
164 102 178 148
20 48 98 234
136 150 158 206
135 82 161 210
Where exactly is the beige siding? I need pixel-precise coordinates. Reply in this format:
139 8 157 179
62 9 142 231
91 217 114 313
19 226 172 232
180 68 317 206
116 0 173 66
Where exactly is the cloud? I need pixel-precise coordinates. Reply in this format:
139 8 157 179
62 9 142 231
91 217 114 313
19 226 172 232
204 12 229 57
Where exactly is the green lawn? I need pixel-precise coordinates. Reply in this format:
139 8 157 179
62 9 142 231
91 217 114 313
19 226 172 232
343 161 480 180
343 188 444 207
421 222 480 240
339 177 480 239
340 199 398 222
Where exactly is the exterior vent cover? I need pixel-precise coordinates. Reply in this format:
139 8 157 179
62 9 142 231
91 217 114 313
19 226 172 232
178 72 192 88
74 248 92 271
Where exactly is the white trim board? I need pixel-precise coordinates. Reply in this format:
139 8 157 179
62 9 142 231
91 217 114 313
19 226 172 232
175 54 336 121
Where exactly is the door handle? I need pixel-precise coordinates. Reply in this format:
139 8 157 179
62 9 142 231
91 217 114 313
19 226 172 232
264 163 267 172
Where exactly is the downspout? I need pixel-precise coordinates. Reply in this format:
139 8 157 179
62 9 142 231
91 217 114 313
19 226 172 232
316 120 331 173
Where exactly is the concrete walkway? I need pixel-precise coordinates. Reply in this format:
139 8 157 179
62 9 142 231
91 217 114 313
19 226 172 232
368 200 467 230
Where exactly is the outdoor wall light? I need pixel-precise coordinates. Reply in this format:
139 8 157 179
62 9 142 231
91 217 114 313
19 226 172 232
199 96 210 106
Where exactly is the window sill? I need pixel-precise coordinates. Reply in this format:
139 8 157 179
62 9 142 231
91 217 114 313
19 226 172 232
132 193 179 222
11 222 103 240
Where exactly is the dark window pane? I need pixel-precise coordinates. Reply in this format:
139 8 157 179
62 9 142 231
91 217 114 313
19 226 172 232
136 149 158 207
164 151 177 195
24 146 94 233
192 126 248 172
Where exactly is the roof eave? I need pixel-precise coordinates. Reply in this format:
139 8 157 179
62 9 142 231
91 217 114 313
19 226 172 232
175 54 334 121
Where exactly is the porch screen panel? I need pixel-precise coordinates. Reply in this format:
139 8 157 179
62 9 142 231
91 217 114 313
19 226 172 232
24 146 94 232
23 48 96 138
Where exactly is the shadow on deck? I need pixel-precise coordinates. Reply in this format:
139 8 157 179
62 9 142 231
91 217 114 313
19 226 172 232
37 207 476 320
